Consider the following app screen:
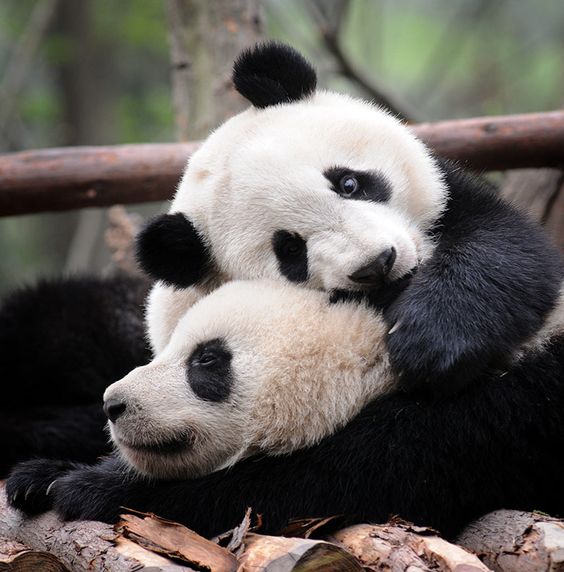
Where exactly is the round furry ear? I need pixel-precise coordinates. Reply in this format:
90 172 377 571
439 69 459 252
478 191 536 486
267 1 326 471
233 42 317 108
135 213 211 287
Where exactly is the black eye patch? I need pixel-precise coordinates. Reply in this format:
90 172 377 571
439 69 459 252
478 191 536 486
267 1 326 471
272 230 308 283
187 338 233 403
324 167 391 203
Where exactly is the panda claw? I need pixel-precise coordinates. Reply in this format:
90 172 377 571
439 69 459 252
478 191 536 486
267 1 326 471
45 480 58 496
24 485 34 501
388 320 402 335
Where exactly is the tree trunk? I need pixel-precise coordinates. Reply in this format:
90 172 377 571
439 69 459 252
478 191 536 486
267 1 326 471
165 0 263 141
501 168 564 252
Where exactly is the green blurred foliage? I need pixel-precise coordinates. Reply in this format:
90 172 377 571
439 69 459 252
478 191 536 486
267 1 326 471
0 0 562 293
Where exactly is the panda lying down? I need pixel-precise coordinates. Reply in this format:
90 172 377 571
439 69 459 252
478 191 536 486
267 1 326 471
8 280 564 538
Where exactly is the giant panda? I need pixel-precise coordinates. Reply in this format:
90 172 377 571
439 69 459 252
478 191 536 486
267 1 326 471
137 42 563 393
0 274 151 476
7 280 564 539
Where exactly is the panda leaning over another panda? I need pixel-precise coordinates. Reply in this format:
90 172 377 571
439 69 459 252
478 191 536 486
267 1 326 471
137 42 563 392
8 280 564 539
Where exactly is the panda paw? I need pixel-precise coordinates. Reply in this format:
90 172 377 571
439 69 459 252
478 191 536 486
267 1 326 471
50 466 123 523
6 459 78 516
385 302 481 393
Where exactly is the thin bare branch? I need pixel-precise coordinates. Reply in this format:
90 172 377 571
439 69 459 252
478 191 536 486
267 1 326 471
306 1 418 122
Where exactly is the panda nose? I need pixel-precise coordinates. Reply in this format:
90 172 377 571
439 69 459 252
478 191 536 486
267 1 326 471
349 247 397 284
103 398 127 423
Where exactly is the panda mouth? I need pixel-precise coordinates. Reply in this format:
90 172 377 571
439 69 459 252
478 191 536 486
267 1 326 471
120 432 195 455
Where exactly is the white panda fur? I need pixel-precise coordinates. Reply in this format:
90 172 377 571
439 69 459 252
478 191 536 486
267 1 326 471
105 280 394 479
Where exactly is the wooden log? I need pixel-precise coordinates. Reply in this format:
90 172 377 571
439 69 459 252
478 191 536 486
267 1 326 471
413 111 564 171
0 485 191 571
0 143 197 217
240 533 362 571
0 111 563 216
330 522 490 572
457 509 564 572
0 536 69 571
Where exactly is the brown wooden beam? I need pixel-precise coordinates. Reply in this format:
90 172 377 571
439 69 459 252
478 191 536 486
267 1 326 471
413 111 564 171
0 111 563 217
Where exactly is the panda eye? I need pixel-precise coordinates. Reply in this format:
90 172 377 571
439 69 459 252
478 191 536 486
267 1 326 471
280 234 305 257
187 338 233 403
339 175 359 196
195 352 218 367
285 239 303 256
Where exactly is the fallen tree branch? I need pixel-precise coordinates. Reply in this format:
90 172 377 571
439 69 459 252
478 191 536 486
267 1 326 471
0 111 562 216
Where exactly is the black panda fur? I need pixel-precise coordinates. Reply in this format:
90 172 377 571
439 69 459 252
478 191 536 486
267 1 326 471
8 332 564 539
383 160 563 391
0 274 151 475
232 42 317 108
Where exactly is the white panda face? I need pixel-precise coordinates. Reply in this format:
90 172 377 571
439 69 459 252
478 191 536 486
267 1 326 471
104 280 393 479
171 91 447 292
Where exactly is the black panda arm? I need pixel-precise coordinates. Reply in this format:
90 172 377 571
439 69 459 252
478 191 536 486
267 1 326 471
384 162 563 392
9 338 564 539
0 404 109 478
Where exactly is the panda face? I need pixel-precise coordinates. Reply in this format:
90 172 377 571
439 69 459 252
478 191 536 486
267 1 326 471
104 280 393 479
170 91 446 293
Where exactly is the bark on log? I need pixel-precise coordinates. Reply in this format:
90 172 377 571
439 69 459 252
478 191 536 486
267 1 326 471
457 509 564 572
0 486 190 571
330 522 490 572
0 536 69 571
117 512 237 571
413 111 564 171
0 111 563 216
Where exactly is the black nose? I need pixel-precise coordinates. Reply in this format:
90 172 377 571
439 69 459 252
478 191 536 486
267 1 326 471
103 398 127 423
349 247 397 285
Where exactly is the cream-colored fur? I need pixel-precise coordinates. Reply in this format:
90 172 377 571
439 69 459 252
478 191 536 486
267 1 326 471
147 91 447 353
106 280 394 479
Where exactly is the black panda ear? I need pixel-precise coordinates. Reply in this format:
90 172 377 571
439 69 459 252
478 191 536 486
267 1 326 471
233 42 317 108
135 213 211 288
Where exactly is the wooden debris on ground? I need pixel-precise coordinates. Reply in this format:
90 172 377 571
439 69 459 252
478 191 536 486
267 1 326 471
116 511 237 571
2 482 564 571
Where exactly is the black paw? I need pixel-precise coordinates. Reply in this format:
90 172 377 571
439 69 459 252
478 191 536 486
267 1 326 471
6 459 78 516
50 459 128 523
385 302 480 393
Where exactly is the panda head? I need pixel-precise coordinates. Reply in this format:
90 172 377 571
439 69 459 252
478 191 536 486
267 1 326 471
104 280 393 479
137 42 446 293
